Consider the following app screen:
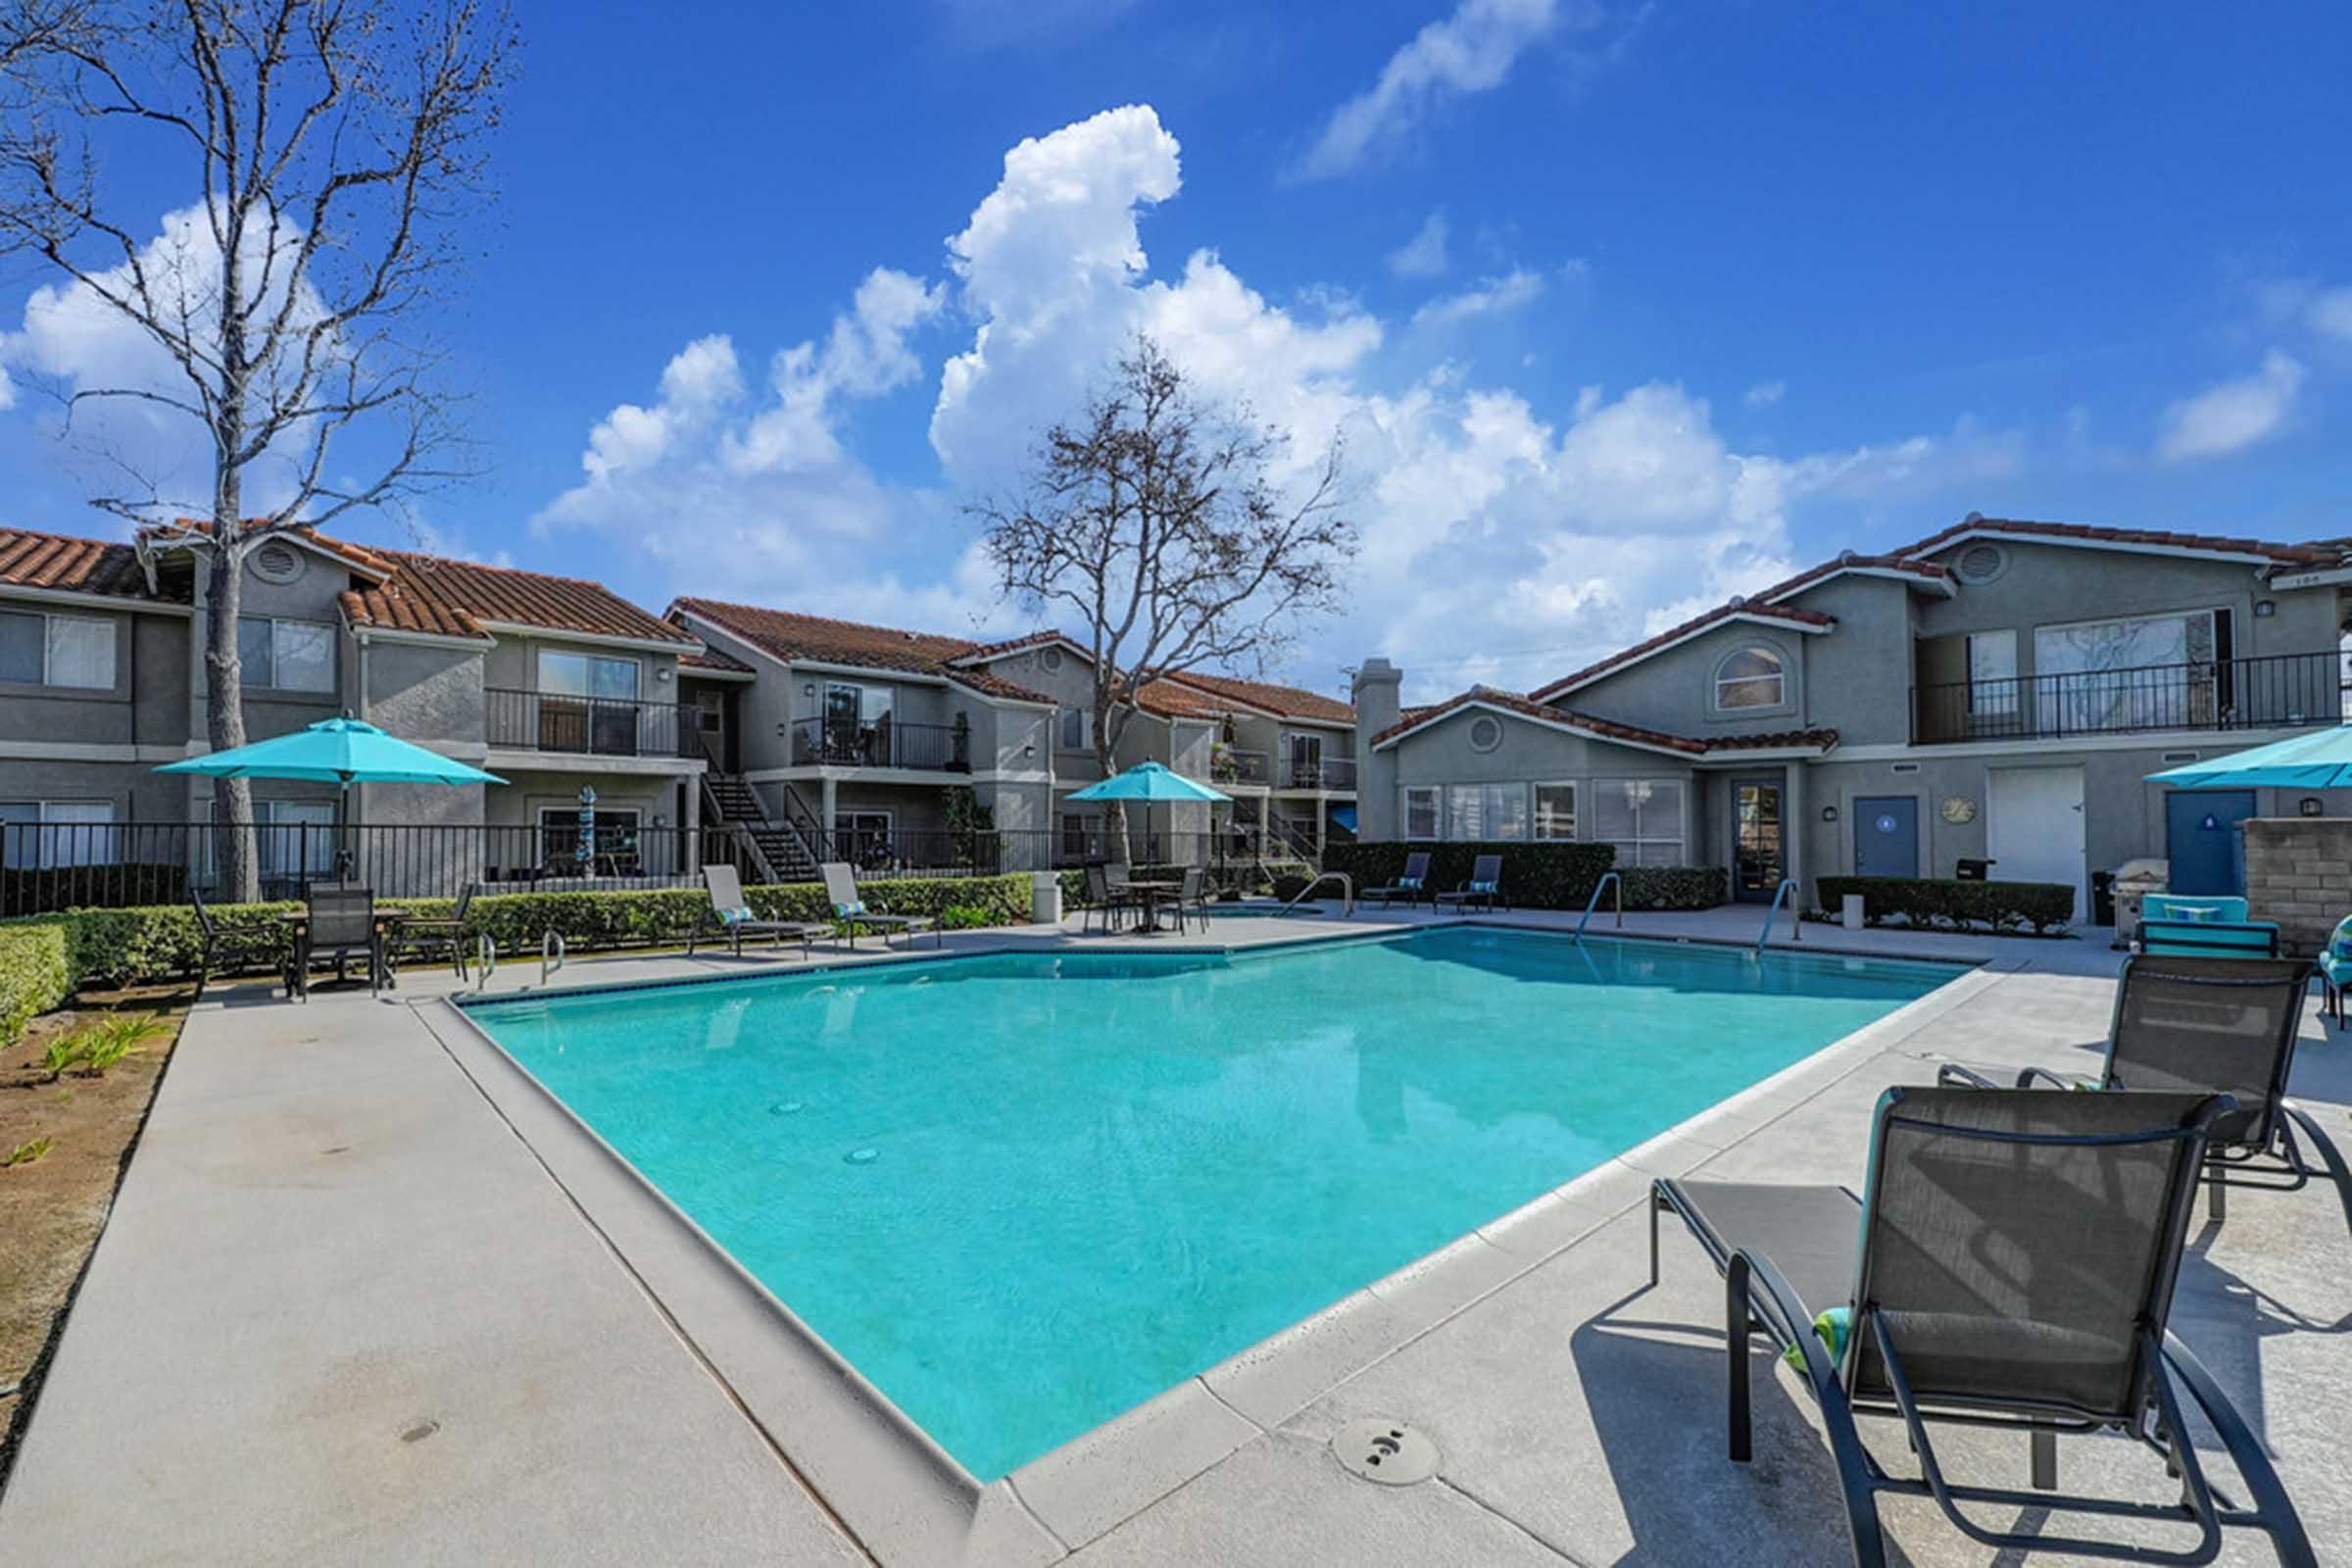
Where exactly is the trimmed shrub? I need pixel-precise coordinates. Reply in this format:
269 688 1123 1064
0 919 74 1048
1620 866 1729 910
1323 842 1617 909
1270 873 1313 903
1814 875 2075 935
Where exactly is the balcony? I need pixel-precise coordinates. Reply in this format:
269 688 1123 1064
1208 747 1270 786
788 715 970 772
485 687 706 760
1911 650 2347 746
1282 756 1357 791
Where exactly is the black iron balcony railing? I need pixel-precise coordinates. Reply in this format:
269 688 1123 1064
1283 756 1357 791
1911 649 2348 745
485 687 706 759
1209 747 1269 785
788 716 970 772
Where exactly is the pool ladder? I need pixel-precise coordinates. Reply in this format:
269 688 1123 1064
541 928 566 985
1279 871 1354 918
1756 877 1802 954
468 933 498 993
1573 872 1623 942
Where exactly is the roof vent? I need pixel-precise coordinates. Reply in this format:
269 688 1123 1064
1727 594 1746 608
1838 549 1857 564
1962 510 1984 525
250 539 304 585
1041 646 1063 672
1954 543 2008 585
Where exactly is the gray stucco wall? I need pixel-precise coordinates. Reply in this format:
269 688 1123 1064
1564 618 1814 739
1386 706 1696 848
361 638 484 751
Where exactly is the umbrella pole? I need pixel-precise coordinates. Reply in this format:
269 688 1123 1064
335 777 354 882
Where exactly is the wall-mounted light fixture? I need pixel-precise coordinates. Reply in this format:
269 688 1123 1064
2301 796 2326 817
2254 600 2278 618
655 665 672 682
802 683 816 700
1821 805 1839 823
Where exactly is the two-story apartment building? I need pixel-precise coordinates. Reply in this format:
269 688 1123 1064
1355 516 2352 920
664 599 1358 871
0 521 744 889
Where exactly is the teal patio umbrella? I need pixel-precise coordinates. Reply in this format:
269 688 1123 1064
158 715 506 872
2146 726 2352 790
1067 761 1233 804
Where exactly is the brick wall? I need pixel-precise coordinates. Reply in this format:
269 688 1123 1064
2244 817 2352 956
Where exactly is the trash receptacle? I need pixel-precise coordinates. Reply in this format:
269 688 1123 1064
2090 869 2118 928
1031 870 1062 926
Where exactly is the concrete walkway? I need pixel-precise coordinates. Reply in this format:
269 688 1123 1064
4 911 2347 1564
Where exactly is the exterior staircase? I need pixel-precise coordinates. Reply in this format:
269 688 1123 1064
701 773 818 883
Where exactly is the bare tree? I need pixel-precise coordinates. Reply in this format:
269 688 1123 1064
969 336 1355 863
0 0 515 895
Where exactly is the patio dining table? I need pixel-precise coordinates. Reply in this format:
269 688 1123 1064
1118 878 1185 936
277 906 408 996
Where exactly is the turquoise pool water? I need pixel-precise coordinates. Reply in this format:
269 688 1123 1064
466 928 1959 1479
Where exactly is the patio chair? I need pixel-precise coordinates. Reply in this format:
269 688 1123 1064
384 881 480 978
1940 954 2351 1245
821 861 936 951
688 863 831 958
1434 854 1506 914
187 887 291 1002
2316 912 2352 1032
1649 1086 2316 1568
1361 851 1433 909
1166 865 1207 935
1081 860 1145 935
291 882 386 1000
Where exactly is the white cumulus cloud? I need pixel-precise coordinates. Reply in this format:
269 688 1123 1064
1411 267 1544 328
2156 350 2304 464
2306 286 2352 344
1387 212 1450 278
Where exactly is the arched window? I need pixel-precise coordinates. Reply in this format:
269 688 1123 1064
1714 645 1786 710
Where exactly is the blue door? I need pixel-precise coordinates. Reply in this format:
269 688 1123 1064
2165 789 2257 897
1853 796 1920 878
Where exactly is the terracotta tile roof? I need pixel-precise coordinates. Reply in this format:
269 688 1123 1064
1132 678 1228 720
0 527 171 601
670 598 1055 704
679 644 755 675
1158 670 1355 724
153 517 398 578
1371 685 1838 757
1898 515 2341 568
1531 601 1836 702
953 629 1086 664
343 551 694 645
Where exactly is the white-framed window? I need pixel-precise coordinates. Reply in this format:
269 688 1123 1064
0 800 119 868
1966 629 2019 719
1713 645 1785 710
1594 777 1686 866
1534 782 1577 841
0 609 117 689
239 615 336 693
1058 704 1093 752
541 649 643 703
1446 782 1528 842
1402 786 1441 840
256 800 338 879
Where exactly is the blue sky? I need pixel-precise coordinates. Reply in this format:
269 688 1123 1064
0 0 2347 701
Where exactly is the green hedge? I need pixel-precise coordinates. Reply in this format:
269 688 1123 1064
17 873 1048 997
1323 842 1617 908
1620 866 1729 910
0 919 74 1048
1814 875 2075 935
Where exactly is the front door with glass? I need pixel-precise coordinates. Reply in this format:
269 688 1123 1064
1732 776 1785 901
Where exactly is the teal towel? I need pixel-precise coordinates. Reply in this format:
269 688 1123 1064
1783 1305 1851 1373
1397 875 1421 890
719 906 751 925
838 900 866 918
1470 879 1498 894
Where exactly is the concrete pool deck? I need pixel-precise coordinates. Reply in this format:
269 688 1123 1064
3 907 2347 1564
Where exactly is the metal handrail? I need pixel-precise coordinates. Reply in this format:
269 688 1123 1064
471 933 498 992
1574 871 1624 943
541 928 565 984
1757 877 1801 954
1279 870 1353 918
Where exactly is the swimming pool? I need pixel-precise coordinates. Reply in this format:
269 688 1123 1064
464 927 1960 1480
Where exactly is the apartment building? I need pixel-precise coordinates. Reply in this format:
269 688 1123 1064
1354 516 2352 919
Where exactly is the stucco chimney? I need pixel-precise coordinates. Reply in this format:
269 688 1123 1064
1352 659 1402 841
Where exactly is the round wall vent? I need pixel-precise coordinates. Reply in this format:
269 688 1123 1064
1040 646 1064 672
250 540 305 584
1467 713 1503 753
1954 542 2007 585
1332 1418 1440 1486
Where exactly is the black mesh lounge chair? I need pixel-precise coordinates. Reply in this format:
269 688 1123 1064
1362 851 1433 909
188 887 290 1002
1649 1086 2315 1568
821 861 936 950
291 882 386 1000
688 863 830 958
1941 953 2350 1246
1081 861 1144 935
1434 854 1505 914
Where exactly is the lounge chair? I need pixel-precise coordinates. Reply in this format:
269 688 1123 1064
2136 893 2280 959
1361 851 1433 909
1434 854 1505 914
821 861 936 950
2317 912 2352 1032
290 882 387 1000
688 863 831 958
187 887 290 1002
1650 1086 2316 1568
1941 954 2351 1244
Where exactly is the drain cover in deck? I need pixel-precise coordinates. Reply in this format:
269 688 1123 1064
1332 1417 1439 1486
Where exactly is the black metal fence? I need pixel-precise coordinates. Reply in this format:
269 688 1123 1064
0 820 1319 913
484 687 709 760
787 716 970 771
1912 649 2348 745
